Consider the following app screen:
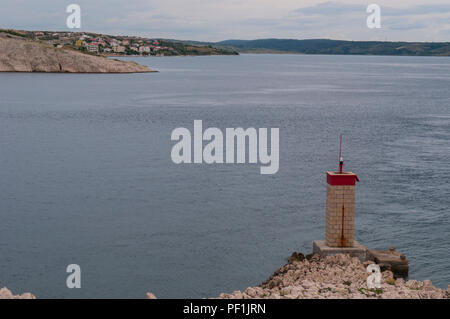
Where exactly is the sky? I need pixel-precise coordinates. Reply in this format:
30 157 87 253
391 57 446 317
1 0 449 42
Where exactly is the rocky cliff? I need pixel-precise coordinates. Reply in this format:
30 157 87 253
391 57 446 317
0 32 155 73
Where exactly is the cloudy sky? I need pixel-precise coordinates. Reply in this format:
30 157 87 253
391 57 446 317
1 0 449 42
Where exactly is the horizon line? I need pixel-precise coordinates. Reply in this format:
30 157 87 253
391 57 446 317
2 28 450 44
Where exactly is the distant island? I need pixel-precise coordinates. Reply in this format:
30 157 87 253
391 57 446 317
184 38 450 57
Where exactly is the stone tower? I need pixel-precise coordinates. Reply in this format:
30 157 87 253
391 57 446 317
313 136 366 260
325 171 359 247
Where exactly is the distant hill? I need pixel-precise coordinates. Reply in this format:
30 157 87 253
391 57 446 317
213 39 450 56
3 28 448 57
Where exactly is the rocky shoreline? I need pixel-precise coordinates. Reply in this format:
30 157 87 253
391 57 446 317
0 32 155 73
2 253 449 299
215 253 450 299
0 287 35 299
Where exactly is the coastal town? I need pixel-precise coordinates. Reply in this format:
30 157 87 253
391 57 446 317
1 29 238 57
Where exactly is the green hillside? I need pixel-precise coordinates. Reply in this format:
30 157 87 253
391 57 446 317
214 39 450 56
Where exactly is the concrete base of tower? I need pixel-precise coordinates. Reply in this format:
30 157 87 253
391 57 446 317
313 240 368 262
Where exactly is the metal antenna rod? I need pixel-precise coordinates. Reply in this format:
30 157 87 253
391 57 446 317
339 134 343 173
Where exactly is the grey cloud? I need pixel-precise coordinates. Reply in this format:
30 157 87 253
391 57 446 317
294 2 450 17
383 4 450 16
295 2 363 15
386 21 428 31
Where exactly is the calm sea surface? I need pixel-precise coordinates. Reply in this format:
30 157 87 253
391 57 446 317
0 54 449 298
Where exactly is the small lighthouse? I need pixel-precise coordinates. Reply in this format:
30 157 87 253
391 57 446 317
313 136 409 273
313 135 368 261
325 135 359 247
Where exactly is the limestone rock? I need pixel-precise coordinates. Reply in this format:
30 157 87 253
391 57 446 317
215 253 449 299
0 287 36 299
146 292 157 299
